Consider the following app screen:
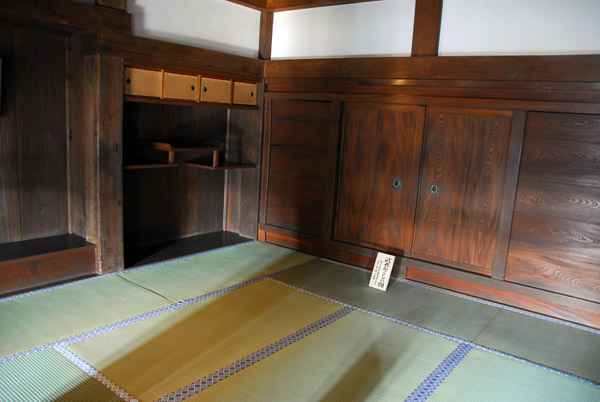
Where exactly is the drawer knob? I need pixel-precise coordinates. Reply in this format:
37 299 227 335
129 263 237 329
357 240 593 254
250 92 254 97
126 78 131 84
429 182 441 196
203 87 208 92
191 85 195 91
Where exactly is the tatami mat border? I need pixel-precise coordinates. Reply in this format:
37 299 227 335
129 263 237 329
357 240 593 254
54 345 137 402
157 306 355 402
268 278 600 387
0 257 319 365
404 343 474 402
0 241 256 303
322 258 600 335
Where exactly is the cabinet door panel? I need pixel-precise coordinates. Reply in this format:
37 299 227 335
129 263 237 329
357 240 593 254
264 99 339 238
335 103 425 253
124 67 161 98
163 72 199 101
506 112 600 301
413 108 512 275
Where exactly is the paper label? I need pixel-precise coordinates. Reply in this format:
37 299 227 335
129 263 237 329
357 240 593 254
369 252 395 291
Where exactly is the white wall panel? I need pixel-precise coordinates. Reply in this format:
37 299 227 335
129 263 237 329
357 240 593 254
439 0 600 56
127 0 261 58
271 0 416 59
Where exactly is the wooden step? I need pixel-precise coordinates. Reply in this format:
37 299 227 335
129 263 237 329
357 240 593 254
0 234 96 296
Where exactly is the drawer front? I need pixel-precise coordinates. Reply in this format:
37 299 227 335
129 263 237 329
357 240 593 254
124 67 162 98
163 72 199 101
233 82 258 106
201 77 232 104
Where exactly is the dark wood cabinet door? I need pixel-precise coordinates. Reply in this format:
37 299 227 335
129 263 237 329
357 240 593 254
335 103 425 254
506 112 600 302
412 107 513 275
264 99 339 238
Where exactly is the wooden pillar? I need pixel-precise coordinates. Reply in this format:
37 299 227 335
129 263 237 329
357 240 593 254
411 0 444 57
259 11 274 60
83 54 124 274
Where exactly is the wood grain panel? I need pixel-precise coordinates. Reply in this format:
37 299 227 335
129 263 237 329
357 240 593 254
506 112 600 302
270 99 332 150
264 98 338 238
226 84 264 238
336 103 425 254
413 108 513 275
0 27 22 243
266 147 329 236
14 28 68 240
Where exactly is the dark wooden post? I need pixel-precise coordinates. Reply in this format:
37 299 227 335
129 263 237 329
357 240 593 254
411 0 443 57
259 11 274 60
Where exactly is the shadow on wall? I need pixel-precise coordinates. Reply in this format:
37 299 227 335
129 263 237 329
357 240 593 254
126 0 260 59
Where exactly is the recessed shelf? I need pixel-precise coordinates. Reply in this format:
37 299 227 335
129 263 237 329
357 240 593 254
185 159 256 171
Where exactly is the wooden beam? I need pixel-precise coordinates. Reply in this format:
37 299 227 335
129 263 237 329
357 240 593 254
95 0 127 11
259 11 274 60
226 0 379 11
0 0 132 35
412 0 443 56
265 55 600 82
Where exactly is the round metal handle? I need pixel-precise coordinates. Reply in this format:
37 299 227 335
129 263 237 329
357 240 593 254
191 85 195 91
203 87 208 92
392 177 403 190
429 182 441 196
126 78 131 84
250 92 254 97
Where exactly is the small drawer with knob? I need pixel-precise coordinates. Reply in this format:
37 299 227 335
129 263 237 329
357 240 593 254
233 81 258 106
162 72 200 102
200 77 232 104
124 67 162 98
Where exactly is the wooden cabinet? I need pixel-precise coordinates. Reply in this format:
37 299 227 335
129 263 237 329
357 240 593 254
412 107 513 276
201 77 232 104
124 67 162 98
262 99 339 238
506 112 600 302
233 81 258 106
335 103 425 254
162 72 199 101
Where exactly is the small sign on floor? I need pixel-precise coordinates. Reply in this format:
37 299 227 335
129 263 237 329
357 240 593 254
369 252 395 291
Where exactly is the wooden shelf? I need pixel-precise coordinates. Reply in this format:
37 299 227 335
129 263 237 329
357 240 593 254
124 95 259 110
185 159 256 171
123 156 178 170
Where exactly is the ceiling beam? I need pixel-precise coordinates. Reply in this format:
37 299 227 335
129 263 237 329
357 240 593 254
226 0 380 12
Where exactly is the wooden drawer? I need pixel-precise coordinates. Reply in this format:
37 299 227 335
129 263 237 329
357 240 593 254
233 81 258 106
200 77 232 104
163 72 199 101
124 67 162 98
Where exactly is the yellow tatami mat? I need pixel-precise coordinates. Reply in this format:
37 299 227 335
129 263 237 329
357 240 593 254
66 280 341 402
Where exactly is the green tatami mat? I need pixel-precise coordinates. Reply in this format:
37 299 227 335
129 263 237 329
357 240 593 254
190 311 459 402
473 309 600 383
272 260 500 340
118 242 315 302
67 280 341 402
0 275 169 360
0 348 121 402
428 348 600 402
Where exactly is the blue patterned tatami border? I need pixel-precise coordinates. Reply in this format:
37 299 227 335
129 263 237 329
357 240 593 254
269 278 600 387
404 343 474 402
322 258 600 335
54 345 138 402
156 306 355 402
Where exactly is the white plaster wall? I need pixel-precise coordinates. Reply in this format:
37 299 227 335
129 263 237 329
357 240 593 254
439 0 600 55
126 0 261 58
271 0 416 59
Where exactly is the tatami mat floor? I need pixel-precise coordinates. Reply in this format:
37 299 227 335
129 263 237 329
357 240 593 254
0 242 598 401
